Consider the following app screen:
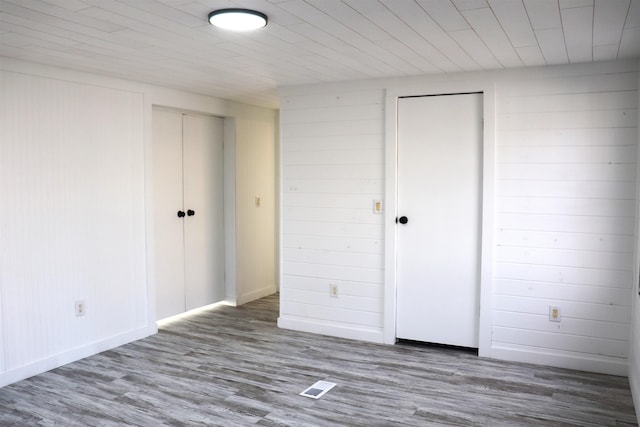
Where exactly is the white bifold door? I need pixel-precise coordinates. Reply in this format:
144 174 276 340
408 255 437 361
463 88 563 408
153 109 225 320
396 93 482 348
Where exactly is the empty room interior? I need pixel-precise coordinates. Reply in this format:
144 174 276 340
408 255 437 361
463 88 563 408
1 0 640 425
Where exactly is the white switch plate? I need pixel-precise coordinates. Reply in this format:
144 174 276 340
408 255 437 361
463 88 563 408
75 300 86 317
373 199 382 214
330 284 338 298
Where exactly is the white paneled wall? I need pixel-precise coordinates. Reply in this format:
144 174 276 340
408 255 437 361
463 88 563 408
279 60 639 374
493 69 638 370
0 58 279 387
279 89 385 342
0 70 147 385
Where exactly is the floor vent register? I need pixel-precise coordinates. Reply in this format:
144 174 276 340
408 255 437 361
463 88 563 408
299 381 336 399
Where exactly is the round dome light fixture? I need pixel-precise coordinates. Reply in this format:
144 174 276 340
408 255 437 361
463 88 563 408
208 8 268 31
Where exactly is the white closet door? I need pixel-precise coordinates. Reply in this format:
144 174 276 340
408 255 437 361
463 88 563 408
183 115 225 310
153 109 186 320
396 93 482 348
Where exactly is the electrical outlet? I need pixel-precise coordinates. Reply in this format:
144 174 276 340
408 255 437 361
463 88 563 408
75 300 86 317
549 305 560 322
255 196 261 207
330 284 338 298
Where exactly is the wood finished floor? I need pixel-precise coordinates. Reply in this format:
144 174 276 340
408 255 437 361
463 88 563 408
0 294 637 426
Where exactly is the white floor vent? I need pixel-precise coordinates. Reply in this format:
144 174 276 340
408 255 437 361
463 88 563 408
299 381 336 399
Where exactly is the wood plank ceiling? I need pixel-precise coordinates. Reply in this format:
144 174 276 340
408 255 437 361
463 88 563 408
0 0 638 107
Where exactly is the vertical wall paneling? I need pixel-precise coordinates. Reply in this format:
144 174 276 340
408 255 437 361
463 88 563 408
0 70 147 385
280 60 638 375
0 57 279 387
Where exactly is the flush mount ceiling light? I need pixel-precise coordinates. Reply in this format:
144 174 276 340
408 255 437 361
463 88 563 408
208 8 268 31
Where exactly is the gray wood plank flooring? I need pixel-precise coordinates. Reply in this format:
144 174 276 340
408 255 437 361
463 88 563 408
0 294 636 426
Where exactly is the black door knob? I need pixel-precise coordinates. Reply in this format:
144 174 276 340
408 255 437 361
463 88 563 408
397 216 408 224
177 210 186 218
187 209 195 216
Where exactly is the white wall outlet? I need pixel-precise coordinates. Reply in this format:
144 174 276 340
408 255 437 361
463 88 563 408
549 305 560 322
75 300 86 317
330 284 338 298
255 196 261 207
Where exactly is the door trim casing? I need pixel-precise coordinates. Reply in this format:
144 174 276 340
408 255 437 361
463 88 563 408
383 82 496 358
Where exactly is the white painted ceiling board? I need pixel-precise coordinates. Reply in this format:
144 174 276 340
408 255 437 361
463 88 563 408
516 45 547 67
489 0 538 48
620 26 640 57
561 6 594 63
535 28 570 64
0 0 637 108
387 2 478 71
593 0 629 46
381 2 461 72
524 0 562 29
42 0 91 12
375 38 440 74
461 7 523 68
452 0 490 11
449 29 502 69
416 0 470 31
559 0 593 8
6 0 122 32
593 44 619 62
305 0 389 42
625 0 640 28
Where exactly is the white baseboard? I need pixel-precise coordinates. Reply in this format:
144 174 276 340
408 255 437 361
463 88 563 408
236 284 277 306
278 315 384 344
490 344 629 376
0 326 154 388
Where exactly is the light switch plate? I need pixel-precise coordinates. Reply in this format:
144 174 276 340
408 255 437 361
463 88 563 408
373 199 382 214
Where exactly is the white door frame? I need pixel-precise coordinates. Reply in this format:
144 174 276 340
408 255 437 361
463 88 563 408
383 82 496 358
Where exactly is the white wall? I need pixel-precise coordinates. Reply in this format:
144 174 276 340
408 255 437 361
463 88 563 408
492 63 637 374
0 57 278 387
278 89 385 342
229 103 279 305
0 65 148 387
628 65 640 423
279 59 638 376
